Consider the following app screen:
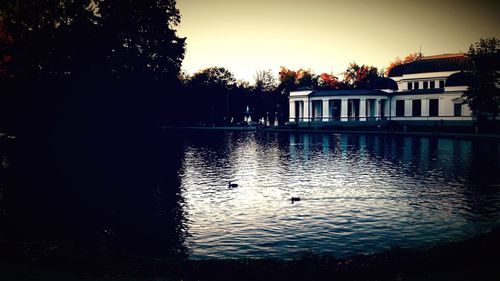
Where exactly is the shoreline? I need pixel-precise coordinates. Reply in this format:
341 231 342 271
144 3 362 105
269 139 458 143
1 227 499 280
162 126 500 142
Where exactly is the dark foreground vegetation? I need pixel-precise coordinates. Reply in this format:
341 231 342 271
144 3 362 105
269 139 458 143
1 227 500 281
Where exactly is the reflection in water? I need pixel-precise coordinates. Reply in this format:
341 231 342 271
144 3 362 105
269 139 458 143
1 133 189 258
2 131 500 260
180 132 500 259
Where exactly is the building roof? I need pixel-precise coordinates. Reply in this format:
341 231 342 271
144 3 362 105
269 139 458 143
309 89 388 97
388 53 470 77
445 71 471 87
370 77 398 90
393 88 444 95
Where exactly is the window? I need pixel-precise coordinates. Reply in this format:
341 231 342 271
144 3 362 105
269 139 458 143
430 81 435 89
429 99 439 116
454 104 462 116
439 80 445 88
414 82 419 89
423 81 428 89
412 100 421 117
396 100 405 117
407 82 413 90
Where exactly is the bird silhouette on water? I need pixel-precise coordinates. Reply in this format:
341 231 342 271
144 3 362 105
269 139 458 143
228 181 238 188
291 197 301 203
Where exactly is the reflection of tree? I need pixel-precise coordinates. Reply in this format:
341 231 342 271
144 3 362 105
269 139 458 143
3 132 189 258
0 139 12 223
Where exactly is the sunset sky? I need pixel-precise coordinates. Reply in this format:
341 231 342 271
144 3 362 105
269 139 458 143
177 0 499 83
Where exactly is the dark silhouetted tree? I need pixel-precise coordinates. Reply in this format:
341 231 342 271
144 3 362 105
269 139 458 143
1 0 187 133
463 37 500 121
254 69 277 94
278 66 297 95
295 68 318 89
184 67 237 124
98 0 185 82
251 70 280 123
1 0 185 83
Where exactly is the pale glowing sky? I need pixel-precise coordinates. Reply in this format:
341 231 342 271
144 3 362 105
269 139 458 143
177 0 499 82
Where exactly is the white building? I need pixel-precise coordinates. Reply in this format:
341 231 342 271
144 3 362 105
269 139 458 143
289 53 474 127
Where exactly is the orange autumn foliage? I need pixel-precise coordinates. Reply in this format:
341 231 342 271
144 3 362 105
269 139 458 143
319 72 339 89
384 53 420 76
278 66 296 82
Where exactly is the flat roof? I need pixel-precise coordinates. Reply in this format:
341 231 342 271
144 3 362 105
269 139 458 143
309 89 388 97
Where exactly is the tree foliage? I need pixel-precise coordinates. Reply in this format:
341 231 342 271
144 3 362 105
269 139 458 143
187 67 236 89
384 53 420 76
463 37 500 119
0 0 187 135
277 67 319 94
254 69 277 94
317 72 346 90
1 1 96 79
98 0 185 81
342 63 380 89
1 0 185 82
182 67 238 124
278 66 298 94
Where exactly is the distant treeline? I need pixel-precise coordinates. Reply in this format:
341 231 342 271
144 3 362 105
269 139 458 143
178 63 388 126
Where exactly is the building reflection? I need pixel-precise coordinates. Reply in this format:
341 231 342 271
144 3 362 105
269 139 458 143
177 131 500 258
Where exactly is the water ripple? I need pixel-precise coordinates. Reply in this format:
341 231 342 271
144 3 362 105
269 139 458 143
179 132 500 259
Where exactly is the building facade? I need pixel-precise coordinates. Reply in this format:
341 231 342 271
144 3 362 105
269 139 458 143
289 54 474 127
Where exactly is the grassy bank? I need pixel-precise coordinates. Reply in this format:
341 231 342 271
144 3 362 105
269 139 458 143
2 227 500 281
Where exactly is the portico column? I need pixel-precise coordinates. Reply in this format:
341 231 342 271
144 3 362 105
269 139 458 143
289 100 295 122
375 99 380 120
304 100 310 122
359 98 367 121
340 98 348 122
422 98 429 116
322 99 329 122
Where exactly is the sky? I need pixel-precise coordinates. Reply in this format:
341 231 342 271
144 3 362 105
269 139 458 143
176 0 500 83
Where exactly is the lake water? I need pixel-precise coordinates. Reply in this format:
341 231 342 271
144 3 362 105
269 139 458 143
2 131 500 259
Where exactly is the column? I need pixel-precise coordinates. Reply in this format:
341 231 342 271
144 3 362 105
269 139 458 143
351 100 356 119
390 99 396 118
289 100 295 122
421 99 429 117
303 100 310 122
375 99 380 120
340 99 348 121
366 100 372 118
405 99 412 117
384 99 391 120
359 98 367 121
322 99 329 122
